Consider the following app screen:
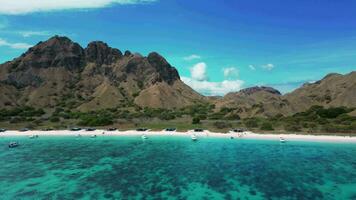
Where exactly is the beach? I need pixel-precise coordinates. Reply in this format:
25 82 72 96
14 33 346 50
1 129 356 143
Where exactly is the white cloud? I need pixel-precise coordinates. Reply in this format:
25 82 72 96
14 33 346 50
182 77 244 96
262 63 274 70
248 65 256 70
190 62 208 81
0 38 32 49
223 67 239 78
19 31 51 38
0 0 157 15
183 62 244 96
183 54 201 61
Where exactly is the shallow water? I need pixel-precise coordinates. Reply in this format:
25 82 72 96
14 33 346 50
0 136 355 200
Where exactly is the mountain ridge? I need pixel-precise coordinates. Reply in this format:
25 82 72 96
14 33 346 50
0 36 355 118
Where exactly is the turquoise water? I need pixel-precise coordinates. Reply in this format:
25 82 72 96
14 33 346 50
0 136 355 200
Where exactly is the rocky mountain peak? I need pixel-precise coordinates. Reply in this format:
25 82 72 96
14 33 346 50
147 52 180 84
15 35 84 71
84 41 122 65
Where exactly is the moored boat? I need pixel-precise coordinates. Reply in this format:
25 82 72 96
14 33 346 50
191 134 198 141
8 142 19 148
280 137 286 143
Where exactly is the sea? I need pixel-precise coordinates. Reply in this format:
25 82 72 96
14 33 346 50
0 135 355 200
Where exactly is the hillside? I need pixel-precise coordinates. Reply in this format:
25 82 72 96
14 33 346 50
0 36 204 111
215 72 356 118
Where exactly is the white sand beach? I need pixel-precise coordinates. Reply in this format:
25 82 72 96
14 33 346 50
1 129 356 143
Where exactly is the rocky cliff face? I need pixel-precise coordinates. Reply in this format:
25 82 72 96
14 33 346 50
0 36 204 110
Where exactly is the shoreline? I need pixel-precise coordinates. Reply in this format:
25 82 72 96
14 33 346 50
1 130 356 143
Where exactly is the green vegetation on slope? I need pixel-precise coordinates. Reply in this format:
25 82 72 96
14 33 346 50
0 104 355 135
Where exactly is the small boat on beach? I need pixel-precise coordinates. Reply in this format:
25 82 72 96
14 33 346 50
164 128 176 132
137 128 150 132
85 128 96 131
19 128 29 132
8 142 19 148
191 134 198 141
107 128 117 131
70 127 82 131
230 128 244 133
0 128 7 132
193 128 204 132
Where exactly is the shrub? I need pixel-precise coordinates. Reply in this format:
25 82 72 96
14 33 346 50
260 122 274 131
316 107 348 118
192 117 200 124
78 113 114 126
284 123 301 132
245 118 259 128
213 121 231 129
50 117 60 123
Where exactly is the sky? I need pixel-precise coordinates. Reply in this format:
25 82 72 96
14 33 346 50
0 0 356 96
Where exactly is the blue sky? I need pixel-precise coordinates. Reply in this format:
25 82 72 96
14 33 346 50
0 0 356 95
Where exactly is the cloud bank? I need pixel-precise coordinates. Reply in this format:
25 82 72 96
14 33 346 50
0 0 157 15
262 63 274 70
183 63 244 96
0 38 32 49
183 54 201 61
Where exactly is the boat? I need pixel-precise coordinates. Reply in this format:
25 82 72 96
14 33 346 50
70 127 82 131
42 128 53 131
280 137 286 143
141 134 148 139
8 142 19 148
193 128 204 132
29 135 39 139
230 128 244 133
85 128 96 131
19 128 29 132
0 128 7 132
137 128 150 132
164 128 176 132
191 134 198 141
107 128 117 131
91 135 97 138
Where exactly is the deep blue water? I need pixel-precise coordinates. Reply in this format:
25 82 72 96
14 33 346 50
0 136 355 200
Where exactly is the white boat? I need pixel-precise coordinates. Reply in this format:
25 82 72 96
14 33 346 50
141 134 148 139
280 137 286 143
29 135 39 139
8 142 19 148
191 134 198 141
91 135 97 138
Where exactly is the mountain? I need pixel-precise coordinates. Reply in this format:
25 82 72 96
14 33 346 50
215 72 356 117
0 35 355 118
0 36 204 111
214 86 291 118
283 72 356 113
